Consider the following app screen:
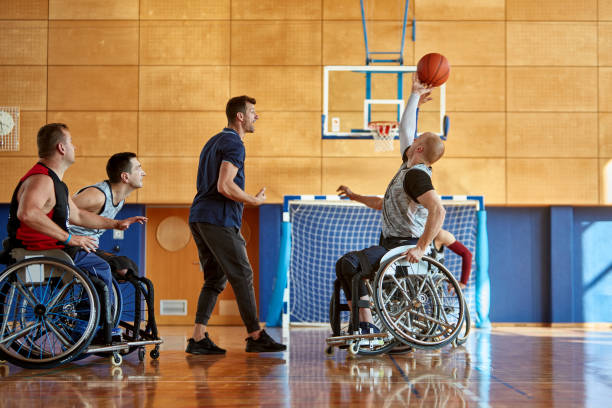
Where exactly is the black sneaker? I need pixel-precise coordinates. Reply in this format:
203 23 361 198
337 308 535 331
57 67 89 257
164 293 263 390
245 330 287 352
186 333 226 355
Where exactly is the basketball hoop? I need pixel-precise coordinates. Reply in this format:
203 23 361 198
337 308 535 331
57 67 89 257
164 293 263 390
369 121 398 152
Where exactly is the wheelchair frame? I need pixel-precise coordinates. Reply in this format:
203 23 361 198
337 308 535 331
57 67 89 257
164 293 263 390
0 249 162 369
326 245 468 356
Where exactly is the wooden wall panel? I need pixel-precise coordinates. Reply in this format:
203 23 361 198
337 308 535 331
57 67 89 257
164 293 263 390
600 113 612 157
434 159 506 203
244 112 321 157
138 157 198 203
415 22 505 66
230 67 320 112
324 0 413 20
140 21 229 66
48 66 138 111
0 111 46 157
601 1 612 20
322 157 398 196
0 66 46 111
323 139 400 158
507 23 597 66
415 0 505 20
434 112 506 158
507 0 597 21
47 112 137 157
323 21 414 66
139 66 229 111
507 113 598 157
507 159 598 204
600 23 612 66
140 0 229 20
328 72 421 113
0 21 47 65
48 21 138 65
139 112 225 157
62 157 108 194
232 0 321 19
600 158 612 204
0 0 48 19
600 68 612 111
231 22 321 66
507 68 597 112
446 67 505 112
245 158 322 203
49 0 138 20
0 158 39 202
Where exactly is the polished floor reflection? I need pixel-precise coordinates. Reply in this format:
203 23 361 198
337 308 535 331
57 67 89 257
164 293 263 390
1 326 611 407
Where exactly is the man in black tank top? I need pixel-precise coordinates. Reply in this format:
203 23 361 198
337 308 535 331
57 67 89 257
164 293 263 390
4 123 145 344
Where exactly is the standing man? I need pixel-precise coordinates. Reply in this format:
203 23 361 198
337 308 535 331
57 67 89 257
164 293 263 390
187 95 286 354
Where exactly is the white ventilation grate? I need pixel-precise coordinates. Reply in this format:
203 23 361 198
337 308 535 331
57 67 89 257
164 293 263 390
160 299 187 316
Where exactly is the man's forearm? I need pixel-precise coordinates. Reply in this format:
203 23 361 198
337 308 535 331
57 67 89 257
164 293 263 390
416 205 445 251
73 209 117 230
20 209 70 242
219 180 259 205
349 194 383 210
399 93 420 154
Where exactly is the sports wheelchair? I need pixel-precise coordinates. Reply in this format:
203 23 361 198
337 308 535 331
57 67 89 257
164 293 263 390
0 247 162 369
326 245 470 356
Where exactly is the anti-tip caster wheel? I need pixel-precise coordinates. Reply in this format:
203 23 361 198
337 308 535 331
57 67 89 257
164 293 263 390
138 347 146 362
111 352 123 367
325 345 334 356
150 348 160 360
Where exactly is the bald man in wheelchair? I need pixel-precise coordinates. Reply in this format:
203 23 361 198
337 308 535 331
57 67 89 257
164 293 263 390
334 77 446 336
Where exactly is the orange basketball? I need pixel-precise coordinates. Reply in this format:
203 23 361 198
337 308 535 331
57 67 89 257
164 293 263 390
417 53 450 87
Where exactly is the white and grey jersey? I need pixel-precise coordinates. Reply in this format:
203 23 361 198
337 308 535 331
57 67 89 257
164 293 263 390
69 180 124 245
381 163 432 240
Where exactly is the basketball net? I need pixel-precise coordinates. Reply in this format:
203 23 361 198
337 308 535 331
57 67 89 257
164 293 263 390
369 121 398 152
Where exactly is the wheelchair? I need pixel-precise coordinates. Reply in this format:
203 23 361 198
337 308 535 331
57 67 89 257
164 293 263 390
0 247 162 369
326 244 467 356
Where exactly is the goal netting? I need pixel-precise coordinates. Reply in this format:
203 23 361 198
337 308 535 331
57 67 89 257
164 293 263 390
275 195 489 328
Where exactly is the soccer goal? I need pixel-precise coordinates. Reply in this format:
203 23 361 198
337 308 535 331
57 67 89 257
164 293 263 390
267 195 490 330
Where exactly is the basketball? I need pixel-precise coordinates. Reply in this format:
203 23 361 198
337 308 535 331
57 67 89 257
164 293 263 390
417 53 450 87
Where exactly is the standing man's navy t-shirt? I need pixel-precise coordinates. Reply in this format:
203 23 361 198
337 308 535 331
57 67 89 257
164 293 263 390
189 128 245 228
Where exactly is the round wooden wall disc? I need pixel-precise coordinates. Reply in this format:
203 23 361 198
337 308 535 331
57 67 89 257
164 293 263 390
156 216 190 252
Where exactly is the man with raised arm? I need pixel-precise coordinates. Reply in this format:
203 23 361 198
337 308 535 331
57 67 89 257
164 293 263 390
334 75 447 335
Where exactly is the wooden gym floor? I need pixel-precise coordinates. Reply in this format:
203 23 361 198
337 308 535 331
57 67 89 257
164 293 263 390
1 325 611 407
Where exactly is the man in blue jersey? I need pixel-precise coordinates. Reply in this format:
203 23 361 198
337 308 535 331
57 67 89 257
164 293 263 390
187 95 286 355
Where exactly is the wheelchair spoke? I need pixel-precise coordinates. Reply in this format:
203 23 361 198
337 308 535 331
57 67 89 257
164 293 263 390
44 318 72 348
46 278 76 310
12 280 39 309
44 268 67 307
0 285 17 338
0 321 42 346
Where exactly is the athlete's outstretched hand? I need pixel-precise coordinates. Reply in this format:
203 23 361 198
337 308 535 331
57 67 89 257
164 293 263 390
337 185 355 200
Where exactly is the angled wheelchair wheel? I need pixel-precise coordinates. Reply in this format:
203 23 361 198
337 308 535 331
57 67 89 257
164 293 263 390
0 257 100 369
373 255 464 350
453 298 471 346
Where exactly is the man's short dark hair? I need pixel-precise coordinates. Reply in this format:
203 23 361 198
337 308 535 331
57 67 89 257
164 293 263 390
226 95 256 124
106 152 137 183
37 123 68 158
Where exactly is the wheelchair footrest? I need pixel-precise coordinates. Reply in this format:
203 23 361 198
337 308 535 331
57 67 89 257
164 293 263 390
326 332 388 346
85 343 130 354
